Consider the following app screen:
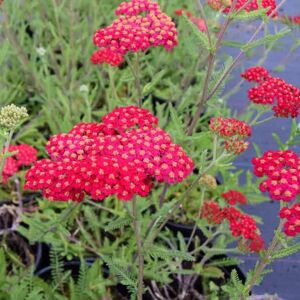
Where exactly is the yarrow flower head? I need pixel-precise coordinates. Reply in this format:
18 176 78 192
25 106 194 202
0 104 28 130
209 117 251 154
280 204 300 237
281 15 300 26
242 66 300 118
222 190 247 205
207 0 277 17
91 0 178 67
252 150 300 201
200 201 264 252
1 144 37 184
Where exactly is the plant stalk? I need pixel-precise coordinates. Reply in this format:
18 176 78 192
132 197 144 299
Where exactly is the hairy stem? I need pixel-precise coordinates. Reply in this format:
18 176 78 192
132 197 144 299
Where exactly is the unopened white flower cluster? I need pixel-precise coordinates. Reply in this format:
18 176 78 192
0 104 28 130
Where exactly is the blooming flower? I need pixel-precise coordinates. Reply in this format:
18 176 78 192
209 117 251 154
207 0 277 17
252 150 300 202
281 15 300 26
222 190 247 205
1 144 37 184
25 106 194 202
242 66 300 118
91 0 178 66
279 204 300 237
200 201 264 252
200 201 225 224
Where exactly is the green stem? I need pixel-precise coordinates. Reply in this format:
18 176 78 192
0 129 14 183
242 220 285 299
132 197 144 299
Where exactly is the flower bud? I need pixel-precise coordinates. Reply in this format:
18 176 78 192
199 174 217 190
0 104 28 130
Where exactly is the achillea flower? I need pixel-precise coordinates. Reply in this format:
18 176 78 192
241 66 270 83
25 106 194 202
210 117 251 138
200 201 225 224
210 117 251 155
92 0 178 66
281 15 300 26
222 190 247 205
90 49 124 67
242 66 300 118
201 201 264 252
1 144 37 184
252 150 300 202
207 0 277 17
279 204 300 237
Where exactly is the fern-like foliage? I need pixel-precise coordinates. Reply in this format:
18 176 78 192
105 216 131 232
146 245 195 262
102 256 137 299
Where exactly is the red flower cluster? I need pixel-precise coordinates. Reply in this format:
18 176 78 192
200 201 224 224
200 201 264 252
174 9 207 32
209 117 251 154
281 15 300 26
252 150 300 202
222 190 247 205
91 0 178 67
1 144 37 184
242 66 300 118
207 0 278 17
25 106 194 202
280 204 300 237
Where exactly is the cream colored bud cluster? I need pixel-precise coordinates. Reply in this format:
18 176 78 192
199 174 218 190
0 104 28 130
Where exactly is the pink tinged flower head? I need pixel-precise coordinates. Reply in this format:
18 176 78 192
281 15 300 26
91 0 178 66
252 150 300 202
115 0 161 16
242 66 300 118
280 204 300 237
25 106 194 202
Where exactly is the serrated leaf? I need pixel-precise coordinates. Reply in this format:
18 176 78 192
242 28 291 52
182 14 212 52
272 243 300 259
105 216 131 232
232 7 269 21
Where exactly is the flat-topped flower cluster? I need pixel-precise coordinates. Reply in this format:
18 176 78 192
1 144 37 183
242 66 300 118
201 191 264 252
91 0 178 66
207 0 277 17
25 106 194 202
